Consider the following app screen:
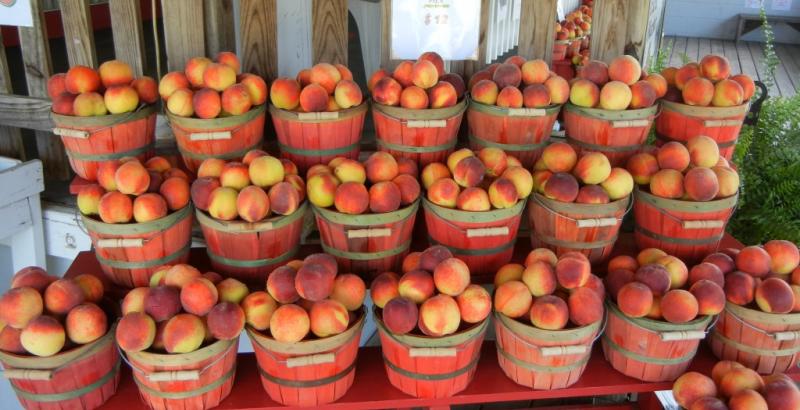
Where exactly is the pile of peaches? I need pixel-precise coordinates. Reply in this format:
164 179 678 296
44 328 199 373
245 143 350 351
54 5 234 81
305 152 421 215
159 52 268 119
0 267 108 357
270 63 363 112
718 240 800 314
190 151 304 222
368 51 465 109
571 55 662 110
262 253 366 342
77 157 190 224
116 265 248 353
420 147 533 211
605 247 726 323
556 3 592 41
672 362 799 409
627 135 739 201
372 245 492 336
661 54 756 107
469 56 571 108
493 248 605 330
531 142 634 203
49 60 157 116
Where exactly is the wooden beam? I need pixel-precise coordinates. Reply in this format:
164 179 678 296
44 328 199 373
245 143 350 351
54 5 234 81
240 0 278 80
0 30 24 159
380 0 393 70
312 0 348 65
109 0 146 76
19 0 70 180
161 0 205 71
518 0 557 63
204 0 236 57
0 95 53 133
59 0 97 67
625 0 648 61
589 0 628 63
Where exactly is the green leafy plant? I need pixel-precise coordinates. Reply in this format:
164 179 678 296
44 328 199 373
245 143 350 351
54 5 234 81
647 41 672 74
759 6 779 92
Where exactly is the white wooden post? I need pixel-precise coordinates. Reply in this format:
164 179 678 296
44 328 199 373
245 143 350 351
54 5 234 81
0 158 46 273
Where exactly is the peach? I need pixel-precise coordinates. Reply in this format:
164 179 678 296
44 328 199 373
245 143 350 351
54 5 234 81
573 152 611 184
649 169 685 199
690 279 725 316
334 181 369 214
725 271 756 305
494 263 525 287
575 185 610 204
97 161 121 191
504 55 526 67
699 54 731 82
609 255 639 272
143 156 170 173
494 280 535 318
720 367 764 398
71 274 103 304
203 63 236 91
478 147 508 177
411 60 438 89
207 302 245 340
634 264 671 296
712 166 739 198
367 69 389 92
532 170 552 194
202 271 223 284
20 316 65 357
675 63 701 90
241 291 277 331
208 187 239 220
184 57 212 87
629 80 657 109
295 264 335 302
419 245 452 271
221 84 252 115
601 167 634 200
309 299 349 337
488 178 518 209
737 246 772 277
98 191 133 223
333 159 366 184
269 182 301 215
113 160 149 196
398 270 436 304
65 65 101 94
270 304 310 342
617 282 653 318
712 79 744 107
522 261 557 297
569 78 600 108
419 51 445 75
519 59 548 85
729 389 768 410
456 187 490 211
608 55 641 85
731 74 755 101
216 278 249 304
455 284 491 324
684 167 719 201
703 252 736 274
47 73 68 100
418 295 461 337
544 75 570 104
556 256 591 289
328 274 365 312
334 79 363 109
403 252 422 273
686 135 720 168
711 360 746 385
270 78 301 110
77 184 104 216
122 287 149 315
162 313 205 353
299 83 329 112
0 287 43 329
391 174 420 206
605 269 635 300
501 166 533 199
51 92 76 115
371 272 400 308
682 77 714 106
11 267 55 293
440 73 466 99
267 266 299 304
661 289 699 323
166 88 194 117
764 240 800 275
190 177 221 212
364 151 399 183
296 68 312 87
644 73 668 98
492 63 522 89
755 277 795 313
392 60 414 87
672 371 718 409
159 176 190 211
496 86 524 108
368 181 401 213
524 248 558 267
217 51 241 73
73 91 107 116
179 277 218 316
400 86 429 109
280 158 299 175
306 173 340 208
471 79 499 105
104 85 139 114
569 286 604 326
428 81 458 108
689 262 725 288
599 81 633 110
0 326 24 353
762 377 800 410
145 285 181 322
65 303 107 344
432 257 470 296
428 177 460 208
529 295 568 330
219 162 250 189
543 172 579 203
198 158 226 178
468 70 492 91
583 274 606 300
382 297 418 334
248 155 284 188
43 279 84 316
372 76 403 106
149 267 168 287
542 142 577 173
654 255 688 289
688 397 728 410
159 71 190 100
522 84 551 108
446 148 474 173
239 73 268 105
578 60 609 86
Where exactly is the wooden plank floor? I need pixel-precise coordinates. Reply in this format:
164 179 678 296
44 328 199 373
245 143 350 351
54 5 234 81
662 36 798 97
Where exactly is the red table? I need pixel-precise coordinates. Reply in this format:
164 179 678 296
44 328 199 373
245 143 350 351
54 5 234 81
62 234 798 410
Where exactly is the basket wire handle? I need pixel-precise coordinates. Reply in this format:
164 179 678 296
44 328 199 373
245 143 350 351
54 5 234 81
533 194 632 228
116 340 233 382
722 307 799 341
658 314 719 341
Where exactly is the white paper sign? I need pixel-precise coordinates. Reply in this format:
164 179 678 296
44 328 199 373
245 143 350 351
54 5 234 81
772 0 791 11
391 0 481 61
0 0 34 27
745 0 763 8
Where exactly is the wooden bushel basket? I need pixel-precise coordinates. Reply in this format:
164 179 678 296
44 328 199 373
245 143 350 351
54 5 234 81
633 187 738 264
494 311 604 390
602 301 714 382
552 39 570 61
82 204 193 288
167 104 266 172
467 100 560 168
270 103 367 173
528 193 630 265
122 337 238 410
372 98 468 167
0 325 119 410
422 197 526 276
196 201 307 284
709 302 800 374
655 100 749 161
563 102 658 167
312 200 418 280
247 309 365 406
52 105 156 181
374 307 489 399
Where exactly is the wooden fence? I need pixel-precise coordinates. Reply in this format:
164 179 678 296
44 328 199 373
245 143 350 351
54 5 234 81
0 0 665 181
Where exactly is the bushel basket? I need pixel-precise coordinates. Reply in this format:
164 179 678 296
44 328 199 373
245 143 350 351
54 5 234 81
655 100 749 161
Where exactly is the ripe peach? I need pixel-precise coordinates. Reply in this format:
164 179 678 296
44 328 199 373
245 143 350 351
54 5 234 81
495 263 525 287
66 303 107 344
418 295 461 337
729 389 768 410
65 65 101 94
699 54 731 82
197 158 225 178
478 147 508 177
494 86 522 108
73 91 108 116
649 169 685 199
218 162 250 189
0 287 43 329
21 316 65 357
764 240 800 275
0 326 25 353
755 277 795 313
383 297 419 334
653 255 688 289
398 270 436 304
730 74 755 101
299 83 329 112
569 286 604 326
599 81 633 110
306 172 339 208
373 76 403 106
609 255 639 272
221 83 253 115
216 277 249 304
389 174 420 207
239 73 268 105
446 148 474 173
521 261 556 297
428 81 458 108
544 75 570 105
574 185 609 204
203 63 236 92
47 73 68 100
159 71 190 100
270 78 301 110
661 289 699 323
392 61 414 87
179 277 218 316
295 264 335 302
371 272 400 309
673 371 718 409
523 248 557 268
684 167 719 201
493 63 522 89
248 155 284 188
711 360 746 385
402 252 422 273
720 367 764 398
762 377 800 410
583 274 606 300
629 80 657 109
411 60 438 89
644 73 668 98
113 160 149 196
521 84 551 108
519 59 548 85
333 159 366 184
543 172 579 203
686 135 720 168
634 264 671 296
217 51 241 73
725 271 756 305
528 295 568 330
122 287 149 315
494 280 533 318
569 78 600 108
162 313 205 353
269 182 301 215
51 92 76 115
241 291 278 331
419 51 445 76
327 274 365 312
367 69 389 92
98 191 133 223
420 163 450 190
573 152 611 184
607 55 642 85
703 252 736 274
145 285 181 322
601 167 634 200
468 70 492 91
208 186 239 220
682 77 714 106
43 279 85 316
104 85 139 114
578 60 609 86
427 178 460 208
270 304 310 342
500 166 533 199
309 299 349 338
159 176 190 211
617 282 653 318
419 245 453 271
657 141 691 172
184 57 212 87
190 177 221 212
542 142 577 173
368 181 401 213
690 279 725 315
334 79 363 109
532 170 552 194
76 184 104 216
334 182 369 215
555 256 591 289
453 284 490 324
207 302 245 341
604 269 635 302
440 73 466 99
433 257 470 296
131 193 167 223
712 79 744 107
456 187 490 211
675 63 701 90
400 86 429 109
471 79 499 105
364 151 399 184
266 266 299 304
488 178 519 209
737 245 772 277
11 267 55 293
689 262 725 288
712 166 739 198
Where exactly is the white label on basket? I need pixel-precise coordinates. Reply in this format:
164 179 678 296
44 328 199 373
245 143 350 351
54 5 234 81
286 353 336 368
347 228 391 238
660 330 706 341
540 345 587 357
703 120 741 127
611 120 650 128
575 218 619 228
189 131 232 141
297 112 339 121
508 108 546 117
406 119 447 128
146 370 200 382
409 347 457 357
52 128 90 139
681 220 724 229
96 238 145 248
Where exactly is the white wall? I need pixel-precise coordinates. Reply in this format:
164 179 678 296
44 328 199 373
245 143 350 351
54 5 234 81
664 0 800 43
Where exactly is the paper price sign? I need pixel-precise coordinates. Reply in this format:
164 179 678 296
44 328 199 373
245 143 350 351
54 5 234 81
391 0 482 61
0 0 34 27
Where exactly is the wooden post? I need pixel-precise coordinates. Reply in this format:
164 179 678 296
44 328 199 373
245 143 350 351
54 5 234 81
204 0 236 57
109 0 146 76
240 0 278 80
380 0 394 71
462 0 490 79
0 32 24 160
161 0 206 71
590 0 666 66
589 0 627 64
19 0 70 180
59 0 98 68
312 0 348 65
518 0 557 63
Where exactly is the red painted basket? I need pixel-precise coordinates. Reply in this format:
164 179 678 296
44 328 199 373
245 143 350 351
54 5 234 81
655 100 749 161
52 105 156 181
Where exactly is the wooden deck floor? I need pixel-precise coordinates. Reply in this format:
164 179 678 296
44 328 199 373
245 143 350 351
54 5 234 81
663 36 799 98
